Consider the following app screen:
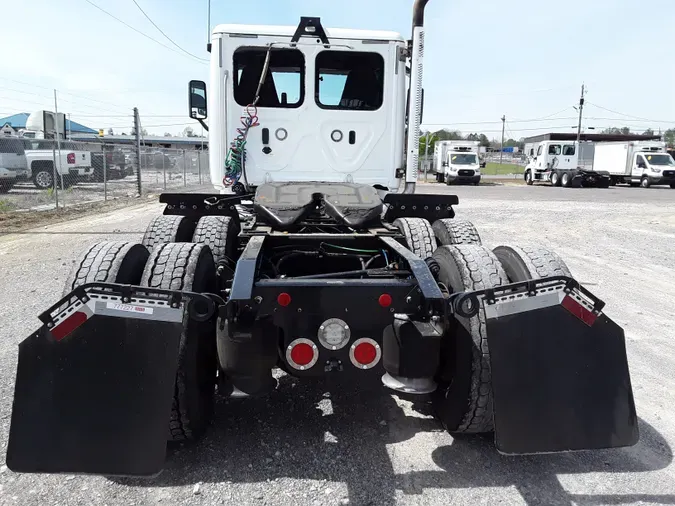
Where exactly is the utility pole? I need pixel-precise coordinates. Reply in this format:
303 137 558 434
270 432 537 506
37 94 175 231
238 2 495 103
499 115 506 165
133 107 142 196
575 83 585 146
54 90 64 195
424 134 429 182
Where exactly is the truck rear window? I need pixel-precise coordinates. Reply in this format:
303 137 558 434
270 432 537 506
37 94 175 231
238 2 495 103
233 48 305 108
0 139 25 154
315 51 384 111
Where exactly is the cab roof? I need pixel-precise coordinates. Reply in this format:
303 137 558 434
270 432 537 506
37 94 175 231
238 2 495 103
213 24 406 43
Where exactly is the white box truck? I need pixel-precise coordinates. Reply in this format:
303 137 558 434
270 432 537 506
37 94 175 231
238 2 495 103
433 140 481 185
593 141 675 188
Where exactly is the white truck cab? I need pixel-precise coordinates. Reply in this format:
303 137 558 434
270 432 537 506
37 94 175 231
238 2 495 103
189 16 423 194
527 140 578 172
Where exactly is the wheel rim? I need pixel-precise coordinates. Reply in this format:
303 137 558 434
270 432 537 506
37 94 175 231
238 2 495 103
552 173 557 184
641 179 648 187
562 174 569 185
35 171 53 188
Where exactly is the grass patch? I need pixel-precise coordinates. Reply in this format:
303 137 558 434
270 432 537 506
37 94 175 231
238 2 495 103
0 199 16 212
483 162 524 175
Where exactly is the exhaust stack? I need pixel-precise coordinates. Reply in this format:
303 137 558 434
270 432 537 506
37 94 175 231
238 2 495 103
403 0 430 194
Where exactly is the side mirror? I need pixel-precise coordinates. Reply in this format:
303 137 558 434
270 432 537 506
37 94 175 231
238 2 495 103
188 80 207 120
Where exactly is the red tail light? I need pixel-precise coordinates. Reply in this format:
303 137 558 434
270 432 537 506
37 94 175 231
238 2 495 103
67 152 76 164
277 292 292 307
286 338 318 370
378 293 392 307
349 338 381 369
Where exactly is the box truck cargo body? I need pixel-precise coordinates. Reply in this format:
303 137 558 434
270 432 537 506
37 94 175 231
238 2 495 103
593 141 675 188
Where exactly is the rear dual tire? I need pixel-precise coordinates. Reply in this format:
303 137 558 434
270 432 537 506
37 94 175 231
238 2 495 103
431 243 572 434
141 243 218 442
394 218 436 259
64 240 220 442
432 245 507 433
142 215 196 249
493 245 572 281
550 171 561 187
432 219 481 246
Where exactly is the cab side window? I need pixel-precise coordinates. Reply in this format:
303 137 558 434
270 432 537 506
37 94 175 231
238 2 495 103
562 145 575 156
536 145 543 156
548 144 562 155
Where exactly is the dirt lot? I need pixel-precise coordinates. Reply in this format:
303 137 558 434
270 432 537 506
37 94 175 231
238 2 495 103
0 183 674 506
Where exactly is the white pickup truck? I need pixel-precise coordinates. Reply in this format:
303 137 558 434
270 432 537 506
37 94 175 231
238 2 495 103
23 140 93 189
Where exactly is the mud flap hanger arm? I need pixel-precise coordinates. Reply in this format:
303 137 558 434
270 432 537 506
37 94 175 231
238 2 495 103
447 276 606 319
38 282 220 329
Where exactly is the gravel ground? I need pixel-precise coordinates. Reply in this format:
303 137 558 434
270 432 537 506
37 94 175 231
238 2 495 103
0 183 674 506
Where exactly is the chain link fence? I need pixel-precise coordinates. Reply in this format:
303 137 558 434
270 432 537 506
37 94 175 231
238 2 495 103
0 135 210 214
137 147 208 194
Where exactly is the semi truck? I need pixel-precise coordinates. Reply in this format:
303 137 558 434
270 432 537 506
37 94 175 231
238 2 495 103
6 0 637 478
433 140 482 184
524 139 610 188
593 141 675 188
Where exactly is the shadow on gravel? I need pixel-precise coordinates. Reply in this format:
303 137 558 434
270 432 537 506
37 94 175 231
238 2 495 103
119 374 673 506
408 418 674 506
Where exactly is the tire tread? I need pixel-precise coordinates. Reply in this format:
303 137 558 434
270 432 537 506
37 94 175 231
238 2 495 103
393 217 436 259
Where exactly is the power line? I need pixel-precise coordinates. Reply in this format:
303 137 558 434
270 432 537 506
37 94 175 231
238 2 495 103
511 106 576 122
131 0 209 62
585 102 671 123
0 77 133 113
104 121 200 129
0 94 129 119
83 0 207 65
0 86 130 116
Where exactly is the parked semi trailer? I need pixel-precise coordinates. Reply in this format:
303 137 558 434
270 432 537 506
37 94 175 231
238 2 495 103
6 0 638 477
593 140 675 189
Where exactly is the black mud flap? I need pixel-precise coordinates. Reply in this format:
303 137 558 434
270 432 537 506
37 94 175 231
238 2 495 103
483 282 639 454
6 284 203 477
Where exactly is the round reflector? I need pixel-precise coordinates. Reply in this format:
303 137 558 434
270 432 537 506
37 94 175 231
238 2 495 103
286 338 318 370
349 338 381 370
277 292 292 307
378 294 392 308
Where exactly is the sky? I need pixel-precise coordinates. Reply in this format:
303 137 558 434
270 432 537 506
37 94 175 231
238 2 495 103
1 0 674 140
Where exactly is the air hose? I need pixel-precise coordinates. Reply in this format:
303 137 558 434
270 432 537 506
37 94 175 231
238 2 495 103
223 46 272 189
223 105 259 187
